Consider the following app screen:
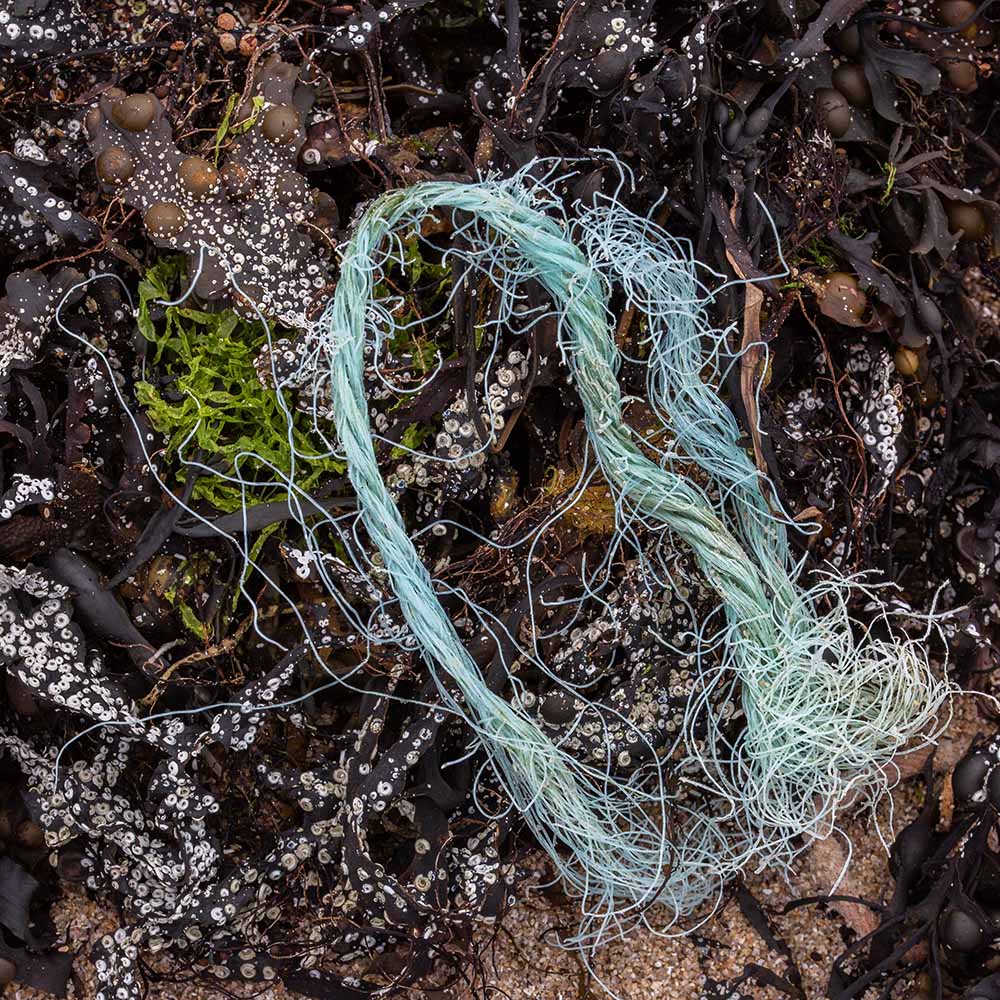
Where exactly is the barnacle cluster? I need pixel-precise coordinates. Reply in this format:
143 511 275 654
776 340 905 500
2 602 523 998
0 0 97 66
0 268 80 411
86 58 332 327
0 468 105 562
385 346 531 501
846 341 905 480
530 557 716 768
0 151 98 253
475 0 659 118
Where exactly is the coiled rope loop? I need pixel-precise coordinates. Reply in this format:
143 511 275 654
298 171 950 940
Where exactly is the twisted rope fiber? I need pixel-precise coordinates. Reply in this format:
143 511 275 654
296 169 951 940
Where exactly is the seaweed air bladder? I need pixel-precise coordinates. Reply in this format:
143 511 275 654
270 160 953 945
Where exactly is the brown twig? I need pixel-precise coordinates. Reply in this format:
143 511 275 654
796 292 870 503
138 607 275 709
724 196 773 509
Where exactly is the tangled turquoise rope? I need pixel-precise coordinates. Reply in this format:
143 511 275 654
291 164 950 942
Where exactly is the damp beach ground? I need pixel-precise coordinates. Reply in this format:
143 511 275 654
14 696 985 1000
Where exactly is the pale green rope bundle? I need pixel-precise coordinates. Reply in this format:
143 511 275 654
290 163 951 942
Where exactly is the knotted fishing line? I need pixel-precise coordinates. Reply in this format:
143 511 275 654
284 160 952 942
